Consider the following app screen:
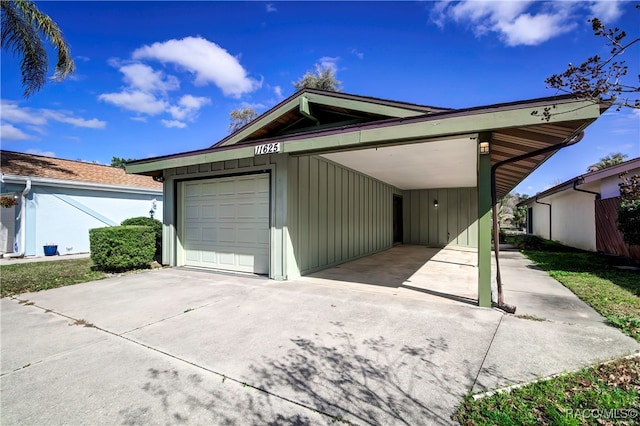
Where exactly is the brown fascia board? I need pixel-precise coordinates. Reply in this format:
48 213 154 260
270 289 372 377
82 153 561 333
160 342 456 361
210 88 453 148
299 88 452 112
517 157 640 206
129 94 600 168
581 157 640 183
517 180 576 206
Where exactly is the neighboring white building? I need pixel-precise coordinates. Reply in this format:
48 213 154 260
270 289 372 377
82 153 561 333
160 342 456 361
520 157 640 254
0 151 163 257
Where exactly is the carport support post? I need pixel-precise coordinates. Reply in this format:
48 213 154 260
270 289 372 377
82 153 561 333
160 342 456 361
477 133 492 308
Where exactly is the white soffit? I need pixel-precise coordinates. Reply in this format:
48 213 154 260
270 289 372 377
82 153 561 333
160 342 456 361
320 137 477 190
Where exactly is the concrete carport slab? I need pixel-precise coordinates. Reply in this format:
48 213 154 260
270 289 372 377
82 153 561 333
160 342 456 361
1 251 638 425
304 245 478 304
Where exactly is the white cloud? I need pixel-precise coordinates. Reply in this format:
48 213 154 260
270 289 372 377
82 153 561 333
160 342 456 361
99 90 168 115
168 95 211 121
241 102 266 110
431 1 596 46
132 36 260 97
350 49 364 60
100 60 211 128
178 94 210 109
1 124 30 140
1 100 47 125
161 119 187 129
42 111 106 129
1 100 106 140
319 56 340 73
589 1 623 23
273 85 282 98
26 148 56 157
76 55 91 62
266 3 277 12
119 63 180 93
500 12 575 46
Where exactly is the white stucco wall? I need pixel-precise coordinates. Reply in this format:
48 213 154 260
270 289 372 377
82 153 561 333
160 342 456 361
600 166 640 199
530 202 551 240
544 190 596 251
28 186 163 256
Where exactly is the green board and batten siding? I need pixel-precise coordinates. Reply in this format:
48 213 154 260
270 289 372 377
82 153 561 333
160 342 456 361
287 155 395 277
402 188 478 248
161 151 478 280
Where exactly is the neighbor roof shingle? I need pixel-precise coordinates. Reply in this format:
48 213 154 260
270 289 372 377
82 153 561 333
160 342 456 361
0 151 161 190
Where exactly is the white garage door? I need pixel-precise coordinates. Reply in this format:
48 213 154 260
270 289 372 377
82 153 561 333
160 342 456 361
181 174 270 274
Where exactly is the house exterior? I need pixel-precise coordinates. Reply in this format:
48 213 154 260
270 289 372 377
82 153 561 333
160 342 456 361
520 157 640 258
0 151 163 257
127 89 607 307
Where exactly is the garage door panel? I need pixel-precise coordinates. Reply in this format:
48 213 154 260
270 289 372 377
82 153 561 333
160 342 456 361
201 227 217 242
184 226 203 242
200 204 217 219
182 174 269 274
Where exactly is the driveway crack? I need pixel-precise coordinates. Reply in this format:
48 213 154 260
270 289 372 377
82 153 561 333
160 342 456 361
7 297 354 425
470 314 503 392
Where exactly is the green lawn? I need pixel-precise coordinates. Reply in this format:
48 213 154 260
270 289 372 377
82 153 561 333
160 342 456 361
454 245 640 425
1 258 106 297
454 356 639 425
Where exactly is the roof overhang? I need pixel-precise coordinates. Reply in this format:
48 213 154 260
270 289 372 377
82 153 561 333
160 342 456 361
519 157 640 204
128 96 606 196
0 174 162 195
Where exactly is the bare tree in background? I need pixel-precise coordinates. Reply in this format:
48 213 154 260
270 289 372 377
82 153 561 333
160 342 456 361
228 107 258 133
293 64 342 92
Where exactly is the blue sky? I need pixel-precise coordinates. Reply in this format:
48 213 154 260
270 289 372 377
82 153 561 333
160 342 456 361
1 0 638 196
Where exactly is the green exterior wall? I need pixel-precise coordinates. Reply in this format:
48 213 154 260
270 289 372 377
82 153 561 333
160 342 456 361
159 151 482 287
287 155 395 277
160 153 290 280
402 188 478 248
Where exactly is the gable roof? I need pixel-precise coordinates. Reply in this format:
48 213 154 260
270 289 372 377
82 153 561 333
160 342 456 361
128 91 607 198
518 156 640 205
215 88 451 148
1 151 161 190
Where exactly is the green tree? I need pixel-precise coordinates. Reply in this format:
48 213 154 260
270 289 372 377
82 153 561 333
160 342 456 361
1 0 75 97
111 156 135 169
512 206 528 230
293 64 342 92
228 107 258 133
545 7 639 111
587 152 628 171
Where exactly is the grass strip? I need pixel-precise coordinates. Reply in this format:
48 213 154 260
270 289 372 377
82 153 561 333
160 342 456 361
454 356 640 425
1 258 106 297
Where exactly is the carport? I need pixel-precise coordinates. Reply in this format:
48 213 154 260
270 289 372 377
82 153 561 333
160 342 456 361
127 89 606 307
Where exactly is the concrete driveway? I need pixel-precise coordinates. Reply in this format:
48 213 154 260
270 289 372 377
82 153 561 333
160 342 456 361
1 250 638 425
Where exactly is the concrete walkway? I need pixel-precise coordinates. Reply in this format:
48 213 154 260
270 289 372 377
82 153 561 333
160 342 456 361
1 250 638 425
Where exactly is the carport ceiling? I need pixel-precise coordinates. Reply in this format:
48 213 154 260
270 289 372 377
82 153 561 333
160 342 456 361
320 137 476 190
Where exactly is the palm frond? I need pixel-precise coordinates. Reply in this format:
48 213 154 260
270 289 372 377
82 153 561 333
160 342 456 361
1 0 48 96
13 0 75 81
1 0 75 97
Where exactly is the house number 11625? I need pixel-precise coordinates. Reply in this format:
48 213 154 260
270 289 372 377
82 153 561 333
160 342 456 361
254 142 280 156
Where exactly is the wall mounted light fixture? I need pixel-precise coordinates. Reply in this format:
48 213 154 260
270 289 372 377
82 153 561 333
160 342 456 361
433 199 438 207
479 141 490 154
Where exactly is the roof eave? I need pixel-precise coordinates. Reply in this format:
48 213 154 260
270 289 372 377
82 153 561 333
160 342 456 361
1 174 162 194
127 97 604 176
